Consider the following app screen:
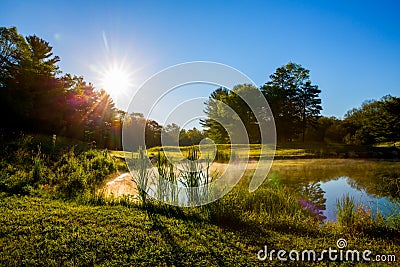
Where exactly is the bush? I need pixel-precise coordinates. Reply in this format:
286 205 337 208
55 149 117 198
0 167 32 194
0 135 119 199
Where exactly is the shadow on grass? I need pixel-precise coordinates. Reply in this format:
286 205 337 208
144 203 251 266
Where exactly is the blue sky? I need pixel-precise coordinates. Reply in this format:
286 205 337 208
1 0 399 121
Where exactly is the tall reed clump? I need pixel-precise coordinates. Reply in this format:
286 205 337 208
206 174 316 231
336 194 355 229
335 193 397 234
131 147 151 207
155 150 179 204
180 146 212 206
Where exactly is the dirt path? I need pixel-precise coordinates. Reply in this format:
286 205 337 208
103 172 137 197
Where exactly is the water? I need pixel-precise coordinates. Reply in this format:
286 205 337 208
320 177 395 221
269 159 400 222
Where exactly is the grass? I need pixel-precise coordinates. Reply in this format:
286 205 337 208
111 141 400 163
1 135 400 265
374 141 400 148
1 194 399 266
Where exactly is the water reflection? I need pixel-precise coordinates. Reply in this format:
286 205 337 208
269 159 400 222
319 177 396 222
298 182 327 221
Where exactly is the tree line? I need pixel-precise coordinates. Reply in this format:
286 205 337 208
0 26 204 149
0 27 117 147
202 63 323 143
1 26 399 148
202 62 400 146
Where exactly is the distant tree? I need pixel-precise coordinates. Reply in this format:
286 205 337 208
179 129 190 146
64 78 117 145
179 127 205 146
320 117 346 143
145 120 162 148
228 84 263 143
122 113 164 150
304 116 346 143
297 81 322 142
162 123 181 146
201 88 230 144
162 123 206 147
185 127 205 145
261 62 322 142
343 95 400 145
201 85 263 144
109 109 126 150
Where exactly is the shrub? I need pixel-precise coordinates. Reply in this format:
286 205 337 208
0 167 32 194
55 149 117 198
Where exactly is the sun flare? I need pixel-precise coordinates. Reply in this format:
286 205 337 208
100 65 132 97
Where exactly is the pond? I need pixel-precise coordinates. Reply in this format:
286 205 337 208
267 159 400 222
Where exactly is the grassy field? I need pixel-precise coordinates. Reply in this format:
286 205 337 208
111 141 400 162
1 194 399 266
1 136 399 266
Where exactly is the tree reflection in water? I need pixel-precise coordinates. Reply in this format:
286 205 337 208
298 182 327 221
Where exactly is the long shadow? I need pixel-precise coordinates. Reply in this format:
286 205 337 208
145 205 244 266
141 200 204 222
145 208 185 266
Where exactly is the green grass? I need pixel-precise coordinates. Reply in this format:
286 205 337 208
1 194 399 266
374 141 400 148
111 141 400 163
1 136 400 266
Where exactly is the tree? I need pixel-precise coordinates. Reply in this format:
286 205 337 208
201 88 230 144
202 84 267 144
261 62 322 142
343 95 400 145
179 127 205 146
227 84 263 143
297 81 322 142
0 27 29 85
185 127 205 145
0 27 119 148
145 119 162 148
122 113 146 151
304 116 346 143
0 27 64 132
162 123 181 146
26 35 60 74
63 78 117 146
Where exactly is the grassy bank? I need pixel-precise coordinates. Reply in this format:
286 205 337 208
1 194 399 266
111 141 400 161
1 135 399 266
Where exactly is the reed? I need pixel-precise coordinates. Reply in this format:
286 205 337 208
336 194 355 229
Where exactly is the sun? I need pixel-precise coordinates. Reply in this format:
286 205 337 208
100 65 132 97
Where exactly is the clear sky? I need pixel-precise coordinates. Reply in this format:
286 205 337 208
1 0 399 121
